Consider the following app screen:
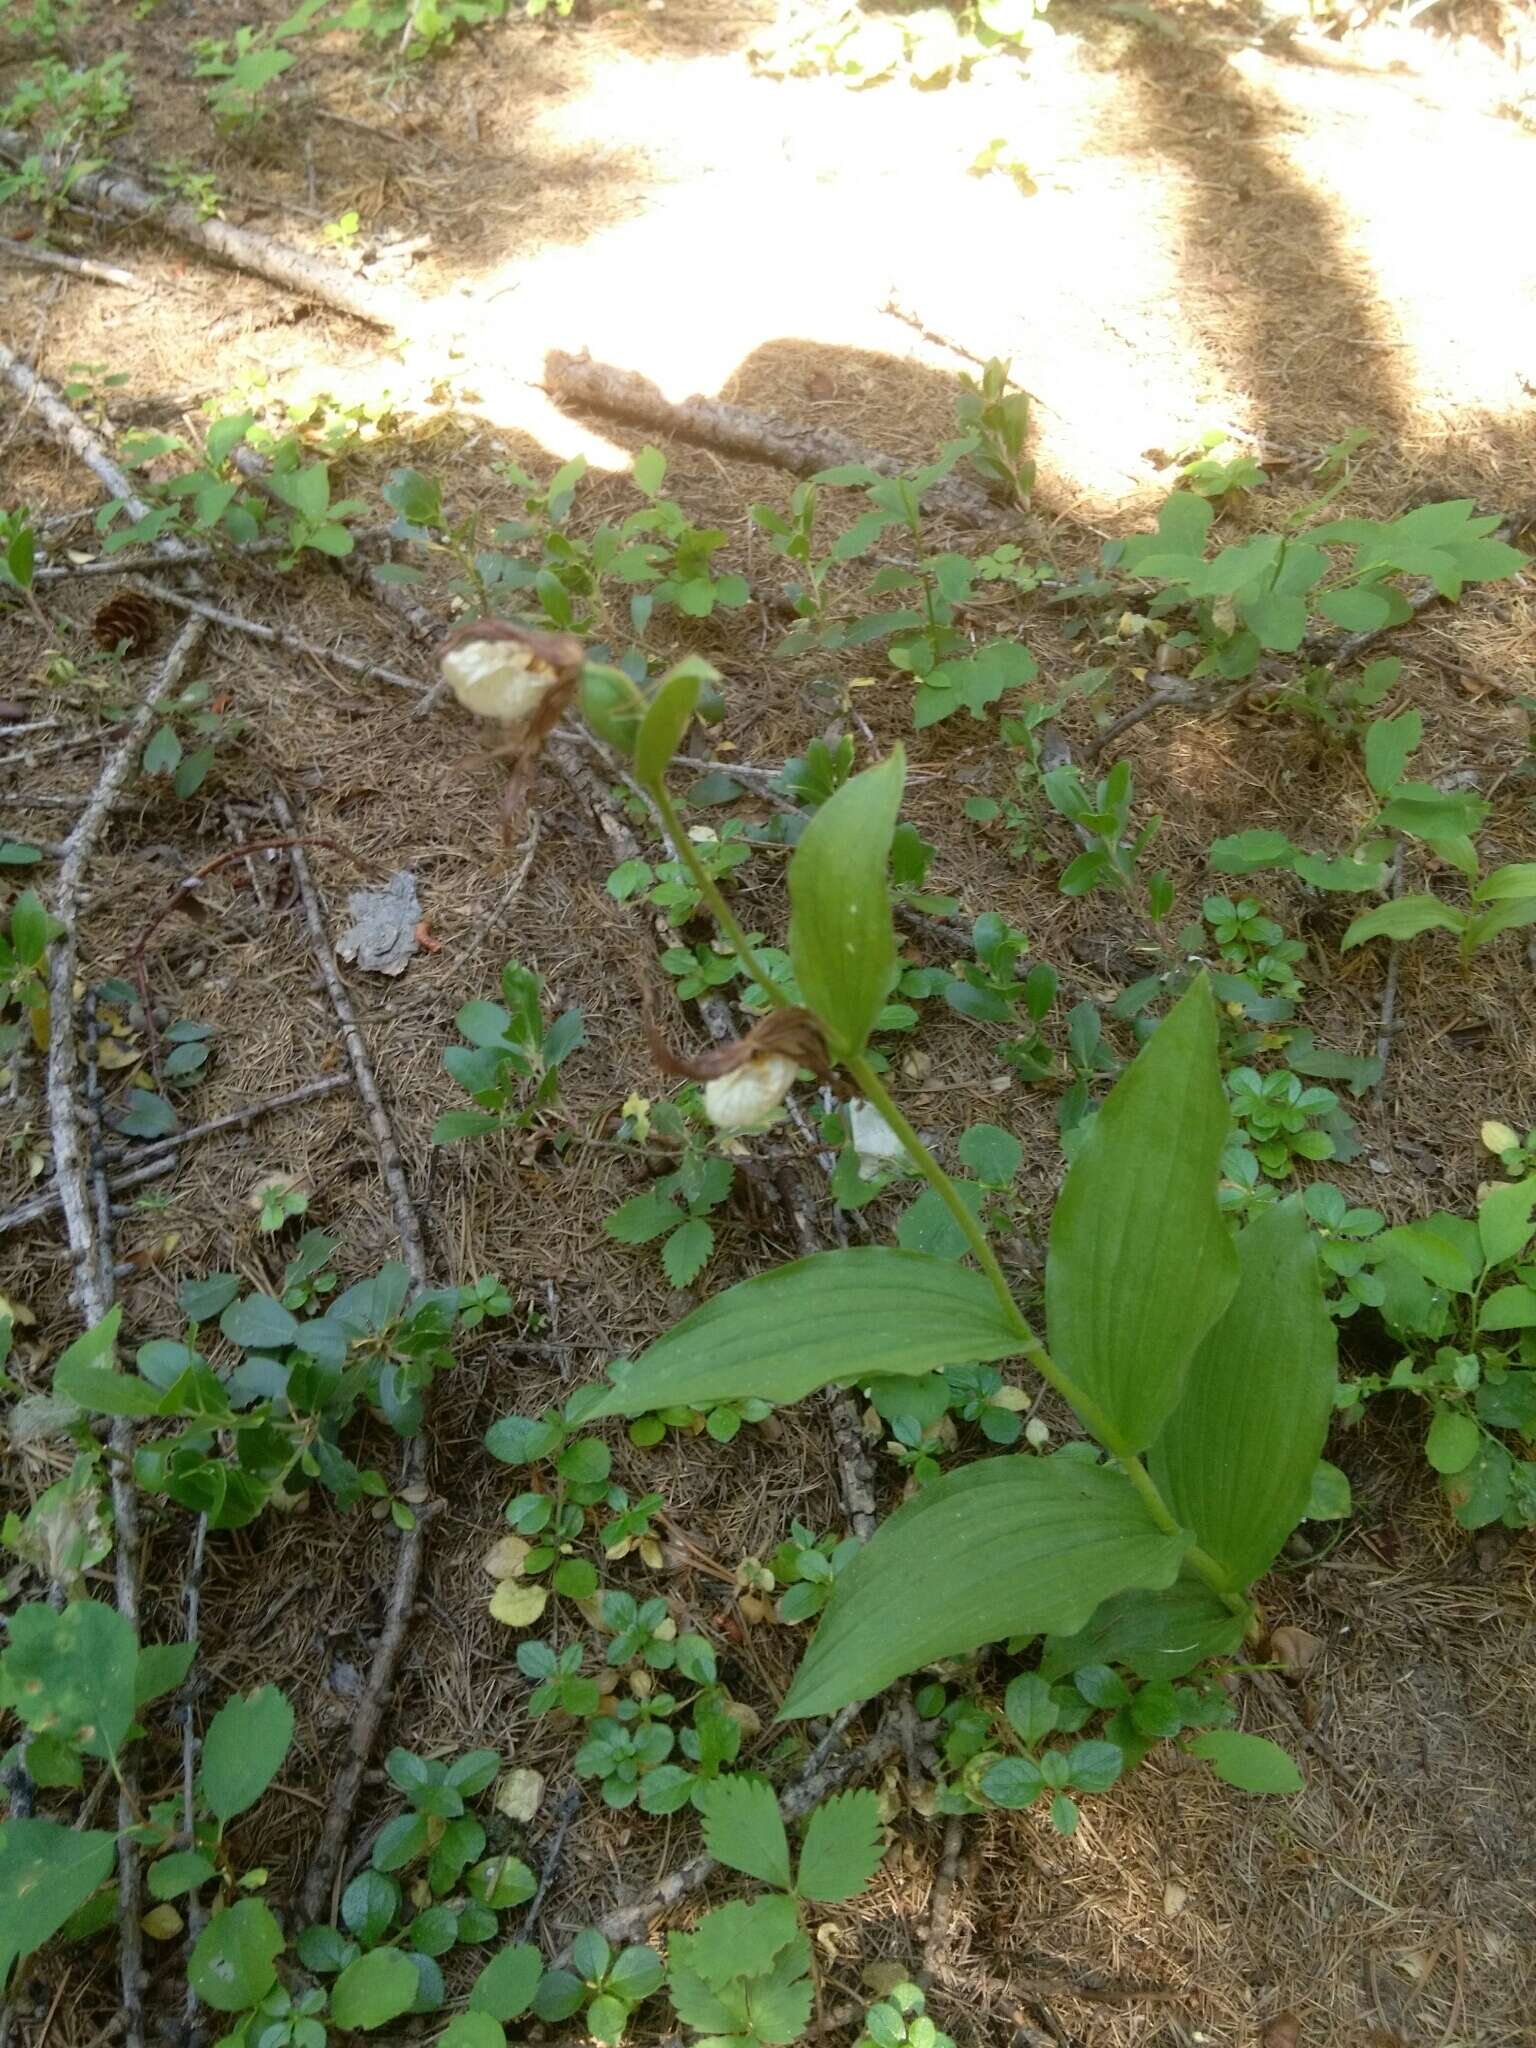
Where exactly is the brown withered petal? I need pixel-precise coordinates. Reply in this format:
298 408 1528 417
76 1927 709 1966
646 1004 831 1084
93 588 158 657
438 617 585 687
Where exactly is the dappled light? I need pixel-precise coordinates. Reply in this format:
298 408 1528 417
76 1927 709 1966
3 4 1535 2047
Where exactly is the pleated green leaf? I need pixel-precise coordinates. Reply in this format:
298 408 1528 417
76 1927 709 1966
781 1453 1186 1719
788 749 904 1060
576 1248 1021 1419
1149 1200 1335 1588
1045 976 1237 1452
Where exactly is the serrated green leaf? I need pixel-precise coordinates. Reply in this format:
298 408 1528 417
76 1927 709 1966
794 1789 883 1902
783 1454 1186 1718
1046 977 1237 1452
1150 1202 1335 1587
3 1599 137 1761
661 1217 713 1289
788 749 904 1060
697 1775 791 1890
577 1249 1021 1419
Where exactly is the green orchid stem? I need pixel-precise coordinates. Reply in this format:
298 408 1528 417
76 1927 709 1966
643 766 1246 1621
646 780 795 1014
846 1056 1248 1622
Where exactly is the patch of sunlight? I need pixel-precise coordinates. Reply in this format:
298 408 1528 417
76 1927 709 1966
1227 41 1536 425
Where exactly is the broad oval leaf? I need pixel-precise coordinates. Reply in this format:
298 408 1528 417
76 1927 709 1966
1148 1201 1335 1589
467 1942 543 2022
0 1820 116 1990
330 1947 418 2032
1188 1728 1302 1795
781 1453 1187 1719
1039 1578 1245 1683
186 1898 283 2012
198 1683 295 1823
788 749 904 1060
1045 977 1237 1453
575 1249 1021 1419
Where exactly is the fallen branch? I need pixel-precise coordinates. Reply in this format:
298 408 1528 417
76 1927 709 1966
543 350 1004 530
1372 843 1405 1098
918 1815 965 1988
0 132 412 333
272 794 434 1924
42 613 205 2048
178 1515 209 2029
0 236 143 289
134 579 428 696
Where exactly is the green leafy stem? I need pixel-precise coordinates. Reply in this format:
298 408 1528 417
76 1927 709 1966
639 731 1249 1626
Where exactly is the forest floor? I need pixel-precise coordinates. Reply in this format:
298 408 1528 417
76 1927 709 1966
3 2 1536 2045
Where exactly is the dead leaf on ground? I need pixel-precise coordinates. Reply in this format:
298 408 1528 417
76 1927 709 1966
494 1767 545 1822
1270 1625 1324 1679
1261 2012 1301 2048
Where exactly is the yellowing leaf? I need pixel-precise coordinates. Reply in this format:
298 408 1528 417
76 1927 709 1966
494 1768 544 1823
96 1038 142 1070
481 1536 531 1580
487 1581 548 1628
143 1904 184 1940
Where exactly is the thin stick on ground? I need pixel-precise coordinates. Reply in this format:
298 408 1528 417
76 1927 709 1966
543 349 1006 530
918 1816 965 1988
133 580 429 696
0 236 143 288
518 1785 582 1943
0 1075 350 1235
271 794 435 1923
41 615 205 2048
587 1708 903 1951
1373 842 1406 1097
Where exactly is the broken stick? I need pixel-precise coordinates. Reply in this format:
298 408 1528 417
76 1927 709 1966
544 350 1005 530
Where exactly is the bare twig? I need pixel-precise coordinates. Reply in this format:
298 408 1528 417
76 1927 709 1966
586 1708 902 1950
0 1075 350 1235
918 1816 965 1987
518 1785 581 1943
41 615 203 2048
271 793 434 1923
0 236 143 288
543 350 1006 530
82 987 114 1307
134 580 429 696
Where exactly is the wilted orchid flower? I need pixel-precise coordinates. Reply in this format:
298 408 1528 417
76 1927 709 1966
437 621 585 840
645 1005 831 1134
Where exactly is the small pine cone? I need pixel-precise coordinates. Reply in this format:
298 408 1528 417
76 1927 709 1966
92 589 158 657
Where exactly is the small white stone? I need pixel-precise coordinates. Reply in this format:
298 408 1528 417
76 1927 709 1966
703 1053 798 1131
